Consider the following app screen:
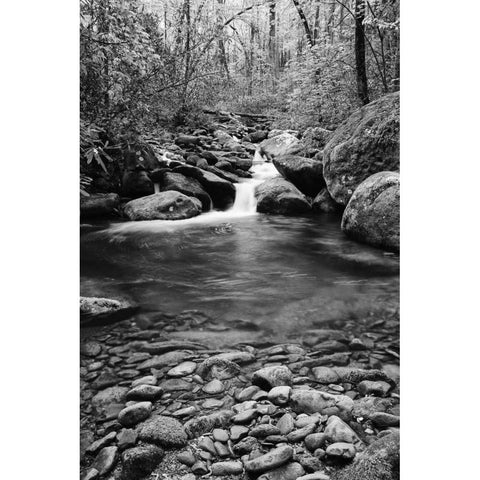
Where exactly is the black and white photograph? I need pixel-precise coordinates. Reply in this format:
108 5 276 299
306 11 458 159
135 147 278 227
4 1 480 479
79 1 400 479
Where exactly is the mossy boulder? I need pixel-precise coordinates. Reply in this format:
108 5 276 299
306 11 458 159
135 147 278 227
341 172 399 252
323 92 399 205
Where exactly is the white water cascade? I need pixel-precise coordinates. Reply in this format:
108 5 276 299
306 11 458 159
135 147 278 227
107 151 279 233
228 151 279 215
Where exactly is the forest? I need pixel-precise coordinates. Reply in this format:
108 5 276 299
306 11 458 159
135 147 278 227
80 2 401 479
80 0 399 149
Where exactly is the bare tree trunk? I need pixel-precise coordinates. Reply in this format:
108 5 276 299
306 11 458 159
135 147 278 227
354 0 369 105
313 0 321 44
269 0 277 85
292 0 313 46
216 0 230 81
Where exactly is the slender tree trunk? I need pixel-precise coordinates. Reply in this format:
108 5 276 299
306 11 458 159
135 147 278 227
216 0 230 81
292 0 313 46
313 0 321 44
183 0 191 104
354 0 369 105
268 0 277 85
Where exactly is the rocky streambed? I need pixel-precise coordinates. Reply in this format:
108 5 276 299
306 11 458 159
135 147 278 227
80 308 399 480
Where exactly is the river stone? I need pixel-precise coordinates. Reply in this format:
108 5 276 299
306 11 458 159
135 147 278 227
211 461 244 476
177 450 196 467
324 416 363 448
159 171 212 211
118 402 152 427
326 442 356 461
255 178 311 215
250 424 281 438
138 351 189 370
126 385 163 401
341 172 399 252
92 386 129 408
160 378 192 392
117 429 137 450
335 431 399 480
80 297 129 317
236 386 261 402
137 415 188 447
244 445 294 473
312 188 342 213
358 380 392 397
257 461 305 480
370 412 400 428
286 423 317 442
305 433 327 452
323 92 399 205
197 356 241 380
167 361 197 377
184 410 234 438
268 386 291 405
80 193 120 218
212 428 229 442
123 191 202 221
214 351 255 364
252 365 293 390
233 436 258 455
232 408 258 424
312 367 340 384
230 425 249 441
259 133 302 159
273 154 325 196
202 379 225 394
81 468 99 480
121 445 164 480
277 413 295 435
332 367 396 386
198 436 216 455
91 446 117 476
289 389 354 421
352 397 395 419
86 432 117 454
173 165 235 209
191 460 209 475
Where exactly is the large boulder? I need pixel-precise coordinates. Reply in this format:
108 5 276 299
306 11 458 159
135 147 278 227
323 92 400 205
80 193 120 218
341 172 399 252
301 127 332 151
273 154 325 197
121 170 154 198
123 191 202 221
333 431 399 480
259 133 302 159
173 165 235 209
255 178 311 215
159 172 212 211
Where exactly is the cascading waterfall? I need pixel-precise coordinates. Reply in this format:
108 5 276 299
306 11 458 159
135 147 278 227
106 151 279 233
228 151 279 215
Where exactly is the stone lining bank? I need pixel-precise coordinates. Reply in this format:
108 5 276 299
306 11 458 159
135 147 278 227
81 308 399 480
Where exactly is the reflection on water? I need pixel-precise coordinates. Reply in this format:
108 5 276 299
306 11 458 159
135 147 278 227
81 212 399 338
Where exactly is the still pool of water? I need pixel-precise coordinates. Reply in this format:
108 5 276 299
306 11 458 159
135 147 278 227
80 212 399 342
